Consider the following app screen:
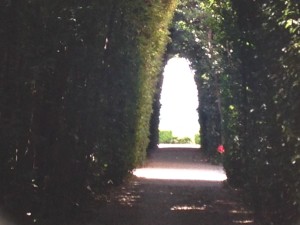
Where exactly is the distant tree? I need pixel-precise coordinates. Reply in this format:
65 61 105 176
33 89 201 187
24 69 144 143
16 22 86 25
159 130 174 143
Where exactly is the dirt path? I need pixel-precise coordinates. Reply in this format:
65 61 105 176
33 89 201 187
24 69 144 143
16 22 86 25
89 146 260 225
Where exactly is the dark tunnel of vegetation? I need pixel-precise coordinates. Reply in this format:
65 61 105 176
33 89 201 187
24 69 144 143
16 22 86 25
0 0 299 225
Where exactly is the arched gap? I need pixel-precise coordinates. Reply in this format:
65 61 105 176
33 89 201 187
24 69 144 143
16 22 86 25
147 2 223 157
158 56 200 146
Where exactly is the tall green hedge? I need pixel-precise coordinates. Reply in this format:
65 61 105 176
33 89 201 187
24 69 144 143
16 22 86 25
220 1 300 224
133 0 178 163
190 0 300 224
166 0 300 224
0 1 177 223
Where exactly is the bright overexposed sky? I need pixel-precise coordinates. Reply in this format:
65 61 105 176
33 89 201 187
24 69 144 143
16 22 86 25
159 57 200 140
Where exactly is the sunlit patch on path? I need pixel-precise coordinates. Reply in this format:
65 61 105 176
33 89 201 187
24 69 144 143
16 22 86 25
158 143 201 148
133 168 227 181
134 146 227 182
93 147 260 225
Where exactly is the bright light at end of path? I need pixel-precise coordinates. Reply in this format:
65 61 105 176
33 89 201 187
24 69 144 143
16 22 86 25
133 168 227 182
159 57 200 140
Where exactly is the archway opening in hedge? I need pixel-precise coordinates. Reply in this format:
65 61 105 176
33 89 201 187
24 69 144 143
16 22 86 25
159 57 200 144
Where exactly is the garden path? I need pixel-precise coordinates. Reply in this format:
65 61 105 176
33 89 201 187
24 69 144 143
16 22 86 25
86 145 260 225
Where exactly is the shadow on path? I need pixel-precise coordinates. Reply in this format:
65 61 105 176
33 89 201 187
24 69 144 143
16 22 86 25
91 146 260 225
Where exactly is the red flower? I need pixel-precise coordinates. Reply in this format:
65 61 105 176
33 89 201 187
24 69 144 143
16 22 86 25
217 145 225 154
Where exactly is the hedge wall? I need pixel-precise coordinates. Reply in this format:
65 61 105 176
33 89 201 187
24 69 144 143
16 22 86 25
166 0 300 224
0 0 177 223
220 1 300 224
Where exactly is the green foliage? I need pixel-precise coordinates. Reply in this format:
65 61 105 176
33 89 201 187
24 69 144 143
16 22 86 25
208 0 300 224
194 133 201 144
132 0 178 165
167 0 224 157
159 130 193 144
147 66 165 153
176 137 192 144
2 0 299 224
0 0 178 223
168 0 300 224
158 130 174 144
159 130 173 143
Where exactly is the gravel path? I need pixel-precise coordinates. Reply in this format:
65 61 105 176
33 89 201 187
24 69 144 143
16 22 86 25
90 146 260 225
